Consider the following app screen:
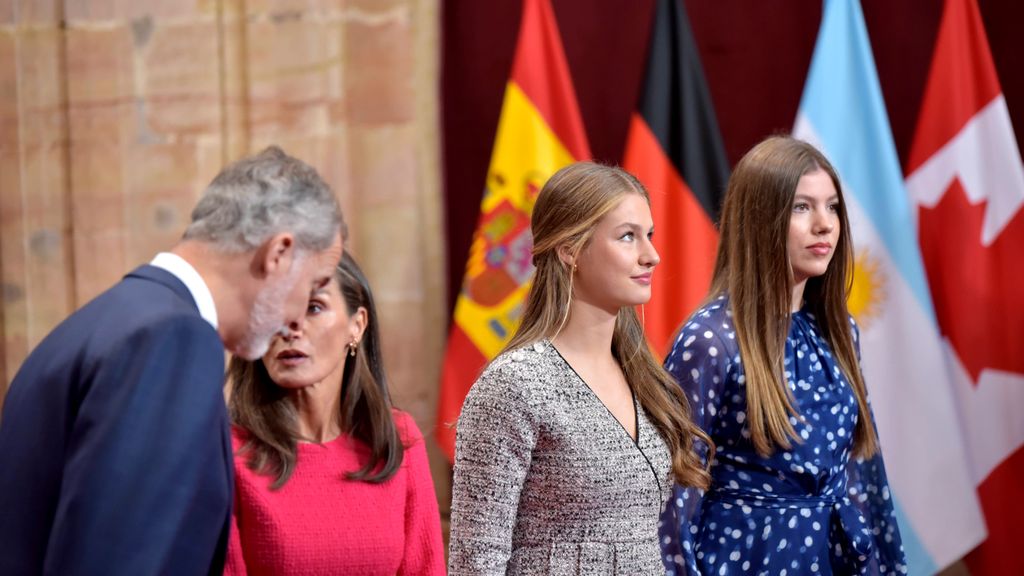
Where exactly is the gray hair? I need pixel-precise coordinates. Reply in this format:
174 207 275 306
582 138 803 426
183 146 344 252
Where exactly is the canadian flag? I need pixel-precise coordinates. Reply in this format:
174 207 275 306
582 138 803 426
905 0 1024 573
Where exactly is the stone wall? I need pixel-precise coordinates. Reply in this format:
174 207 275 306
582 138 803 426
0 0 449 518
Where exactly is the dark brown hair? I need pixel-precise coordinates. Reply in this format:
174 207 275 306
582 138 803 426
708 135 878 458
503 161 713 489
228 251 403 488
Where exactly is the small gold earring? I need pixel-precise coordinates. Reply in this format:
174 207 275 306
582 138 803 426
347 340 358 357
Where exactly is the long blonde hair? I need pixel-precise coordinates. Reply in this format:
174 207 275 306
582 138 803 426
709 135 878 458
504 161 712 489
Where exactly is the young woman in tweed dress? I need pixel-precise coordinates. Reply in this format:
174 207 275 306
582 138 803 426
449 162 711 575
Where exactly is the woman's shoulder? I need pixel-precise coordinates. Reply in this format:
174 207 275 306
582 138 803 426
390 409 425 445
227 426 266 484
666 296 738 365
674 296 734 341
230 425 249 452
478 341 560 386
488 340 558 369
691 294 732 323
464 340 560 410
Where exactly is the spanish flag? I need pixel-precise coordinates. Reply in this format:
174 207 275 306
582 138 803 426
436 0 590 461
622 0 730 356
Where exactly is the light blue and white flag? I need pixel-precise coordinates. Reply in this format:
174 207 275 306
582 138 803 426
792 0 987 573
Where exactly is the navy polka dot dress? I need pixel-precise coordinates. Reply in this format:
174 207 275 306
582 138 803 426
659 295 907 576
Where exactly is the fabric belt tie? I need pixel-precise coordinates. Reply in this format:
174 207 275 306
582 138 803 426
706 485 876 571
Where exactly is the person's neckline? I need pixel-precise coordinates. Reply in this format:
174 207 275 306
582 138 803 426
546 340 640 445
297 433 346 450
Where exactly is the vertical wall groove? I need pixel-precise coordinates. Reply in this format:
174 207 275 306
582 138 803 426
217 0 251 163
0 2 13 398
57 0 76 311
216 0 228 165
15 1 29 372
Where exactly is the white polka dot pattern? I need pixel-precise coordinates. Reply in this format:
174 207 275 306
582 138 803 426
659 295 907 575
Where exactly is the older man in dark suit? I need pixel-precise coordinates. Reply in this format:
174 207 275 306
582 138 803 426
0 146 345 575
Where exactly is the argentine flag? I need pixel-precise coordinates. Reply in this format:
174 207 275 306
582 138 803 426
792 0 986 573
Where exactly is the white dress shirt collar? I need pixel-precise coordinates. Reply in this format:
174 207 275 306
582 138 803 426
149 252 219 330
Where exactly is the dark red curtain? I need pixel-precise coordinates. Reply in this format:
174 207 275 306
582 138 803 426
442 0 1024 310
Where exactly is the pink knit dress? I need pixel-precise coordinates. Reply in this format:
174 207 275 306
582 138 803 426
225 411 445 575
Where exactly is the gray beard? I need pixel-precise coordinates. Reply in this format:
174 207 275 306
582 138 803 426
236 268 301 360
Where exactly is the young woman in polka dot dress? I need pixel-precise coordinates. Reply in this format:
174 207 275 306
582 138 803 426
660 136 907 576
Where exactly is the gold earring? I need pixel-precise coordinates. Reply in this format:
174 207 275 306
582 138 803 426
347 340 358 357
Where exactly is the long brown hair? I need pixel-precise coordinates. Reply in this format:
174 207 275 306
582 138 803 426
504 161 712 489
228 251 403 488
708 135 877 458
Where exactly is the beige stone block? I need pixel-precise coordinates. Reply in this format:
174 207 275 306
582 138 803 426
19 142 69 222
194 136 229 193
0 33 18 146
14 28 66 117
65 26 133 105
72 228 128 304
1 309 29 398
23 226 74 348
1 143 73 382
65 0 211 22
347 124 417 206
245 0 347 16
377 299 430 416
327 96 348 126
0 153 19 221
123 143 202 261
127 141 201 193
11 31 70 197
125 189 192 263
63 0 119 21
127 0 215 21
348 0 408 12
246 18 338 138
0 61 72 356
71 191 126 235
67 103 132 150
0 185 27 322
5 0 58 24
355 203 424 316
0 29 66 160
316 130 352 205
216 9 251 162
69 142 127 233
344 7 414 125
142 20 221 138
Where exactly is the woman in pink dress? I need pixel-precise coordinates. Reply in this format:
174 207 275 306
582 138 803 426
224 251 444 575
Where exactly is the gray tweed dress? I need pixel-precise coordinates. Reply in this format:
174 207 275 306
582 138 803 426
448 340 672 575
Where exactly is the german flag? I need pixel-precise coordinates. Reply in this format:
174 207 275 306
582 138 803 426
436 0 590 462
623 0 730 356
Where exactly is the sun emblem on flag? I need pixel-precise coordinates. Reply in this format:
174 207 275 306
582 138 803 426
848 248 887 330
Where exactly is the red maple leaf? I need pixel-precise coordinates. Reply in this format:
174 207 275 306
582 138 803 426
918 178 1024 383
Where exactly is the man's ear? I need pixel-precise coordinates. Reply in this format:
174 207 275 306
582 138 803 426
255 233 296 279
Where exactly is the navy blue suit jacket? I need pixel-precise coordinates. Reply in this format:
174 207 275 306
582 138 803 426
0 265 233 575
